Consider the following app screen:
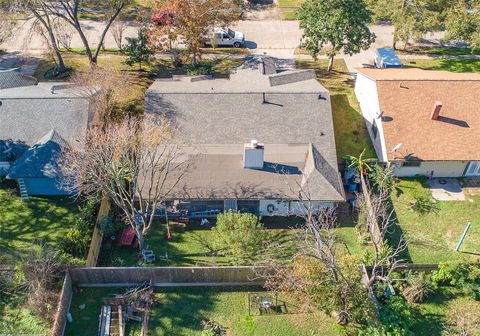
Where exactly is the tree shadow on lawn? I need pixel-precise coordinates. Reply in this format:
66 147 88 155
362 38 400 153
0 189 80 263
385 202 414 264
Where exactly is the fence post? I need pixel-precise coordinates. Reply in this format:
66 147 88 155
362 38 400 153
86 199 110 267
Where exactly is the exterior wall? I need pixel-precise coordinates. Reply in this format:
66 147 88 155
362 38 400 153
354 74 388 162
392 160 469 177
22 178 69 196
259 199 334 216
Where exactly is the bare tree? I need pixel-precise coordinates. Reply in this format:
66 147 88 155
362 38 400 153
0 10 15 46
357 167 408 289
110 13 127 50
16 242 64 317
59 116 189 251
50 0 131 64
70 67 133 124
14 0 68 74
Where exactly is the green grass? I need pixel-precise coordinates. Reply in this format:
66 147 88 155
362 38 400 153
390 178 480 264
277 0 304 8
101 217 368 267
0 181 81 264
404 58 480 73
65 287 346 336
296 59 376 159
0 302 48 335
398 46 480 56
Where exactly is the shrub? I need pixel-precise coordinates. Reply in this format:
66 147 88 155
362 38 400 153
409 194 437 215
212 211 265 265
58 200 98 258
378 296 416 336
431 262 480 299
184 62 213 76
401 272 433 303
98 214 123 237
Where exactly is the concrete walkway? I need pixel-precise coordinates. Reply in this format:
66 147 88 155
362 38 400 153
428 178 466 201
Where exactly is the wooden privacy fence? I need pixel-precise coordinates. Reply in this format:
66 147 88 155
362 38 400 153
52 272 73 336
85 199 110 267
70 266 267 287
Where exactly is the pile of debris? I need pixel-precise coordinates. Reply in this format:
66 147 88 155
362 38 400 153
98 281 154 336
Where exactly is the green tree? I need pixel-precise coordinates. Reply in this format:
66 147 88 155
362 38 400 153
445 0 480 51
124 29 154 70
298 0 375 72
212 211 265 265
367 0 448 50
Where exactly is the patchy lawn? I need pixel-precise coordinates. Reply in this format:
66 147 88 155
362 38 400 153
398 46 480 56
390 178 480 264
277 0 304 8
403 58 480 73
0 181 82 264
65 287 346 336
100 217 368 267
296 59 375 159
0 300 48 335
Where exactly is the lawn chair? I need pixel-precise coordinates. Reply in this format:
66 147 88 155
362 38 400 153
141 249 156 263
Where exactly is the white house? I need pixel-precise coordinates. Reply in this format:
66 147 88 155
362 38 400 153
355 68 480 177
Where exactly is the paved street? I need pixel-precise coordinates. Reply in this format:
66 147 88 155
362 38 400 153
1 16 448 73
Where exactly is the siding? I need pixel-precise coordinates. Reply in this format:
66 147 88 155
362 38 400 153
393 161 468 177
354 74 387 161
23 178 69 196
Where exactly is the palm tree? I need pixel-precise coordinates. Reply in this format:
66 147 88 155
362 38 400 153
343 149 377 196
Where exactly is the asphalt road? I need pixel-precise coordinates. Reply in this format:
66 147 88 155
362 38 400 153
1 18 446 73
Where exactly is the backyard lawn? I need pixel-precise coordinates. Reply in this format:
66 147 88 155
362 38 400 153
296 59 375 159
404 58 480 73
101 217 367 267
65 287 346 336
0 181 81 264
390 178 480 264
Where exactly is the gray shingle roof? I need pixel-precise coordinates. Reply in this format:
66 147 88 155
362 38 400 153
0 68 38 90
0 83 92 151
145 58 344 201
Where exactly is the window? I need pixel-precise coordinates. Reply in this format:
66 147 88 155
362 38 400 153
371 119 378 139
402 161 421 167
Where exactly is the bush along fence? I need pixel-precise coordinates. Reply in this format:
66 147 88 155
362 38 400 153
85 199 110 267
51 266 268 336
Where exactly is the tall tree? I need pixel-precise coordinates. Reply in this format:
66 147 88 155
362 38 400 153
445 0 480 51
298 0 375 72
12 0 68 74
367 0 448 50
150 0 241 67
59 116 189 251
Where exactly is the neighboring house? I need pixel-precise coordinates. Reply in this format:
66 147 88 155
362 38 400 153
0 80 93 197
355 68 480 177
145 57 345 217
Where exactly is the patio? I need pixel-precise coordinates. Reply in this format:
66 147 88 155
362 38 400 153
427 178 465 201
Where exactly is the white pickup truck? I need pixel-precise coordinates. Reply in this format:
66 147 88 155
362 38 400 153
204 27 245 48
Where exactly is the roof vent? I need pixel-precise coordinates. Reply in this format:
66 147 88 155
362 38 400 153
430 101 443 120
243 140 264 169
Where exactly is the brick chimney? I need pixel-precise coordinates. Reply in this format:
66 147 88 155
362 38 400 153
430 101 443 120
243 140 264 169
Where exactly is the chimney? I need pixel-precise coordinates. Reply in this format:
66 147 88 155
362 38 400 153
431 101 443 120
243 140 264 169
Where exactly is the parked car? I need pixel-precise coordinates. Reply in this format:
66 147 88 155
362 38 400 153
151 11 176 26
204 27 245 48
374 48 402 68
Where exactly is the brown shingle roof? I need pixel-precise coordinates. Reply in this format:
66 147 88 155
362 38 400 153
357 68 480 161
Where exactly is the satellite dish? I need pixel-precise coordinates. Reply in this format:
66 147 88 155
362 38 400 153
391 143 402 153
